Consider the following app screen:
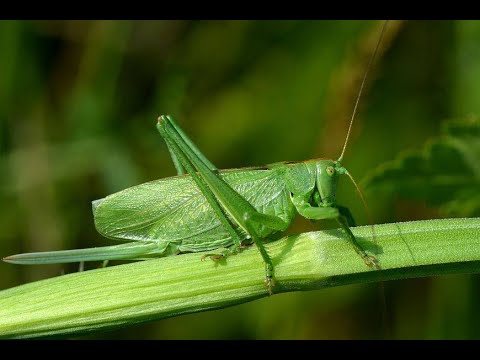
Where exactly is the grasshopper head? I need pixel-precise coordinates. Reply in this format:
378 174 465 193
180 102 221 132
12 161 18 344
314 159 347 207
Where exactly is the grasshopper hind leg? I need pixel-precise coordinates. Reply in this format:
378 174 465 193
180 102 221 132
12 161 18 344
157 116 288 295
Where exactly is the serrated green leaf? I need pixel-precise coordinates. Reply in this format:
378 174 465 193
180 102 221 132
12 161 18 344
364 118 480 216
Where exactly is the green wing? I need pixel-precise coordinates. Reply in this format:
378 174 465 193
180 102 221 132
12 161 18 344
93 168 296 255
3 242 158 265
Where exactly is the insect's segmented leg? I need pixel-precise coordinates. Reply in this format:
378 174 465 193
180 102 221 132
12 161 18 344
335 215 379 269
164 115 218 171
291 194 378 269
157 116 289 294
201 247 238 261
338 205 356 227
164 115 218 176
165 142 186 175
157 117 243 250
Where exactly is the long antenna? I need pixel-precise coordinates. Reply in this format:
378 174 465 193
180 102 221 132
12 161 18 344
338 20 389 162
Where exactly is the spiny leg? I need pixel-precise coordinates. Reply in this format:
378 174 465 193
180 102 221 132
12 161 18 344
157 117 286 278
163 115 231 261
157 117 242 252
161 117 288 292
165 142 185 175
336 205 377 267
338 205 356 227
164 123 229 259
336 215 379 269
158 116 289 294
292 194 378 268
241 210 291 292
164 115 217 172
163 115 218 175
165 116 224 259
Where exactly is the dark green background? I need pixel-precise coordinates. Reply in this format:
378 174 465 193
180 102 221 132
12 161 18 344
1 20 479 339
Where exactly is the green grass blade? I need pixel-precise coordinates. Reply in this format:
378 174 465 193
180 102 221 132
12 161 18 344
1 218 479 338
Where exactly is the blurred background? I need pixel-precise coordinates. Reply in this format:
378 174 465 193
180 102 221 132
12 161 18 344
0 20 479 339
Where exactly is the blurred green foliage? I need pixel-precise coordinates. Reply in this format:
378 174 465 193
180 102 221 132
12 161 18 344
365 118 480 217
1 20 480 339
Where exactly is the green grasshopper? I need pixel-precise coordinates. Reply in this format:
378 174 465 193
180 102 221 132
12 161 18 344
4 21 388 294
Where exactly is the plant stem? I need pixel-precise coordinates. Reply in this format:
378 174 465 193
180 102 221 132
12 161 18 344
1 218 479 338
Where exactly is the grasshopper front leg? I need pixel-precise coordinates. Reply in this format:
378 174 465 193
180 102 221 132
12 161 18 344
157 115 289 294
292 195 379 269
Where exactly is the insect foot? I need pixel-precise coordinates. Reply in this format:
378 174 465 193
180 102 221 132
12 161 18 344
264 276 276 296
201 247 232 262
363 254 381 270
264 262 276 295
201 253 225 262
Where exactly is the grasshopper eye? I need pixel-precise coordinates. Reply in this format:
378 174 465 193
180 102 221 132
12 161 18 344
326 166 335 176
